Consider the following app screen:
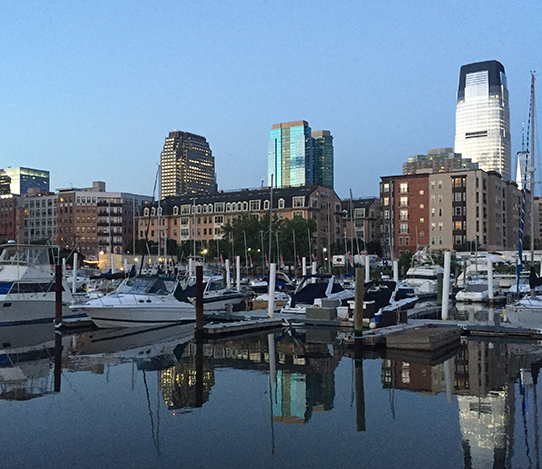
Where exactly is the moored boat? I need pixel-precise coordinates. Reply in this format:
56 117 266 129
74 276 196 328
0 243 83 325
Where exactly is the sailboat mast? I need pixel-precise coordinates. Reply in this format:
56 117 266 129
530 73 536 264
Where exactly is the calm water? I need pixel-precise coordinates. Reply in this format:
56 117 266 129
1 307 541 469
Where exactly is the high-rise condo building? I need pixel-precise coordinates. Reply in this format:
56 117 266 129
312 131 334 189
160 131 216 199
454 60 511 180
268 121 334 189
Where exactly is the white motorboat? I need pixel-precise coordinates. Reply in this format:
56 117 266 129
455 278 499 303
404 265 451 298
281 274 354 314
183 275 247 310
74 276 196 328
0 243 83 325
505 296 542 330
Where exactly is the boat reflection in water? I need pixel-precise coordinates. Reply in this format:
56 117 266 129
1 304 542 468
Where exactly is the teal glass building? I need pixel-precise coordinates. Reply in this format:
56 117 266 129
312 130 334 189
268 121 333 189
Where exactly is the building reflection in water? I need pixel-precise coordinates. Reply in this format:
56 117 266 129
383 337 542 468
158 328 345 423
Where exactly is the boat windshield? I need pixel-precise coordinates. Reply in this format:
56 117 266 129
123 277 176 295
0 245 51 266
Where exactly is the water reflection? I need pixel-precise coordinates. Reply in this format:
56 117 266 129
0 308 541 467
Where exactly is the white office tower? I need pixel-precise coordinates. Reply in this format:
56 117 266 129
454 61 511 180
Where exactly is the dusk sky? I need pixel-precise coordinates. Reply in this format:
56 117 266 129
1 1 540 200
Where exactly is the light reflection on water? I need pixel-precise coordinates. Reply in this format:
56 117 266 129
0 312 540 469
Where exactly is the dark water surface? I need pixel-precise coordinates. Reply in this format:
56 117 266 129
0 315 541 469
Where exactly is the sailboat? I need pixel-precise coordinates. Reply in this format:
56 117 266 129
506 73 542 326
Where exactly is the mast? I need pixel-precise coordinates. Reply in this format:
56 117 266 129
530 72 536 264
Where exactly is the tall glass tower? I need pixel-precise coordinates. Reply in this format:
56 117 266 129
268 121 313 188
312 131 334 189
454 60 511 180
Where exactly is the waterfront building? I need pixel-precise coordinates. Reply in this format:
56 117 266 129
312 131 334 189
380 169 525 257
0 194 24 243
0 167 49 195
56 181 152 258
160 131 216 198
22 192 57 243
138 185 342 264
380 173 430 260
340 198 381 253
403 148 478 175
454 60 511 180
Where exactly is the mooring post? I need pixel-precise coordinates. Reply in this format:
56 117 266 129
195 265 204 332
354 268 364 334
236 255 241 292
55 264 63 328
72 252 78 295
393 260 399 282
441 251 451 320
225 259 231 289
365 255 370 282
267 263 276 318
302 257 307 276
487 258 494 303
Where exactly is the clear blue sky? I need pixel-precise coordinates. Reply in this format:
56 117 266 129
1 1 540 200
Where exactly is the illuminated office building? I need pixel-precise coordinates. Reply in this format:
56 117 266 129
160 131 216 198
454 60 511 180
0 167 49 195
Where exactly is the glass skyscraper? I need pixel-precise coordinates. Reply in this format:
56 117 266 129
268 121 333 189
160 131 216 198
312 131 334 189
454 60 511 180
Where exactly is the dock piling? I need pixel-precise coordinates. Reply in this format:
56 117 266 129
196 265 204 332
441 251 451 320
268 263 276 318
354 268 364 333
55 264 63 327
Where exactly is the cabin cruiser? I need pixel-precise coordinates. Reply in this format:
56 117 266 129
455 278 500 303
404 265 451 298
281 274 354 314
0 243 83 325
74 276 196 328
183 275 247 310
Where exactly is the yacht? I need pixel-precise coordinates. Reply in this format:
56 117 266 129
0 243 83 325
74 276 196 328
183 275 247 310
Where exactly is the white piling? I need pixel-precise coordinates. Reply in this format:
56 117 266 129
111 255 115 274
72 252 78 294
188 258 194 276
62 258 66 277
123 258 128 273
365 255 370 282
487 258 494 301
302 257 307 276
225 259 231 289
268 263 276 318
311 261 317 274
393 260 399 282
236 255 241 292
442 251 451 320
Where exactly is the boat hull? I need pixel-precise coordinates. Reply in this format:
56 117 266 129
0 294 84 326
77 294 196 328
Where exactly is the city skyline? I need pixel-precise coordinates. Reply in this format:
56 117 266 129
0 1 540 200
